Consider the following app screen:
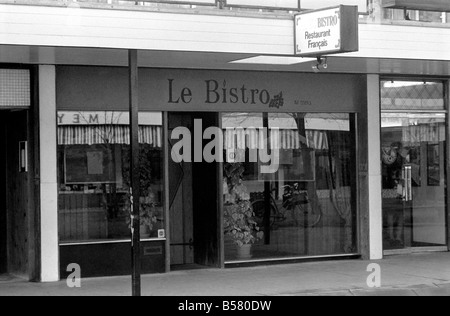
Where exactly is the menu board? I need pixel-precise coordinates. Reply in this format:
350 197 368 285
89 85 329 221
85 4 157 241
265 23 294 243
65 146 115 184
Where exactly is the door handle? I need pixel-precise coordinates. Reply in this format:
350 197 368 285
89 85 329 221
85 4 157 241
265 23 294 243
402 165 412 202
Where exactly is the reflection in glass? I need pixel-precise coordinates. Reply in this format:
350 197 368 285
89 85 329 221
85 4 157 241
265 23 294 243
383 9 447 24
427 143 440 186
57 111 164 243
381 113 447 250
223 113 357 261
381 81 444 111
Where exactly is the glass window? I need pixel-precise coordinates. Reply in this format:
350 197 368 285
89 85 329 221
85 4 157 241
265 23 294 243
383 8 447 23
223 112 357 261
57 111 165 243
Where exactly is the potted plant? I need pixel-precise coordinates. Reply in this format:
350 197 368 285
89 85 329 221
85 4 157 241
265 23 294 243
224 163 263 259
138 192 158 238
124 191 158 238
123 145 158 238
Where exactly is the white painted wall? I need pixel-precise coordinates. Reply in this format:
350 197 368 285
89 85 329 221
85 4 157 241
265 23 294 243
0 4 293 55
347 23 450 61
367 75 383 260
39 65 59 282
0 4 449 61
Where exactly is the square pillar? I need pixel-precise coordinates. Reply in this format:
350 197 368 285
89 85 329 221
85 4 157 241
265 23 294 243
39 65 59 282
359 74 383 260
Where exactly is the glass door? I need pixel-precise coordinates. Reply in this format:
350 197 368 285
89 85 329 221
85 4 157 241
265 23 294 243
381 113 447 251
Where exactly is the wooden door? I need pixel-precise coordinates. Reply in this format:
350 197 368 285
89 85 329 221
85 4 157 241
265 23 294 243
0 113 7 274
5 111 31 277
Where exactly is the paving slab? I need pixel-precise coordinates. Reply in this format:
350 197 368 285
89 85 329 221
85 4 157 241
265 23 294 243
0 252 449 296
297 290 354 296
412 287 450 297
351 289 418 296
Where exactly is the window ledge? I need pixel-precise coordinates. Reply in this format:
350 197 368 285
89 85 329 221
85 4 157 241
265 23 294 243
60 238 166 246
362 18 450 29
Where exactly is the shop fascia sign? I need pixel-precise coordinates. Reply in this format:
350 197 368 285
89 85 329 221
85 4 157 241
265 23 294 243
294 5 359 57
168 79 285 109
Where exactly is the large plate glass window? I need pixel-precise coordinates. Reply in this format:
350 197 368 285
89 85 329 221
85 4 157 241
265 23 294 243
57 111 165 243
222 112 357 262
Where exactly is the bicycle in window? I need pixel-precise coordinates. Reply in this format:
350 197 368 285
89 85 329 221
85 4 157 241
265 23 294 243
251 183 322 229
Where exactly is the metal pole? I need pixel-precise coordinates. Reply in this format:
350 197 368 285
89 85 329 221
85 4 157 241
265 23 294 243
129 49 141 297
263 113 271 245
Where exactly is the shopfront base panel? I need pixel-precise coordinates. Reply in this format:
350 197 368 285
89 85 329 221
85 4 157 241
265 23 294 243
59 240 165 279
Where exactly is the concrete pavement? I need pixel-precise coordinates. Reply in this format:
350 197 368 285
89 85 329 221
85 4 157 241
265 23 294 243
1 252 449 296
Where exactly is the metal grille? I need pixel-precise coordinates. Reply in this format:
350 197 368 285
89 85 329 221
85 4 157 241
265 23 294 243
0 69 30 108
381 81 445 111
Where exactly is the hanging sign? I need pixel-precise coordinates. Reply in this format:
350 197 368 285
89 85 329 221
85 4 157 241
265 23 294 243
294 5 359 57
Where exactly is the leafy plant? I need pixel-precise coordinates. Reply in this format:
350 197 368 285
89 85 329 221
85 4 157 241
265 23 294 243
124 192 157 231
224 163 264 247
122 144 158 230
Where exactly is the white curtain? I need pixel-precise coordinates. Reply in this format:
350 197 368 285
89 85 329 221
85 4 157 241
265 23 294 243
224 128 329 150
58 125 162 147
402 124 445 145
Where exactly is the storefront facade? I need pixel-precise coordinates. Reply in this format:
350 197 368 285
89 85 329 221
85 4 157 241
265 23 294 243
54 67 366 277
0 0 449 281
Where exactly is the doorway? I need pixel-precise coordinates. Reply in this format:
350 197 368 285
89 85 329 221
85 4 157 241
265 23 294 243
381 112 447 252
168 112 220 269
0 113 7 274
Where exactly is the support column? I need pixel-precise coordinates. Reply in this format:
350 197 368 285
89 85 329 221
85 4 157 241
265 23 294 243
39 65 59 282
447 81 450 251
359 74 383 260
129 50 141 296
368 0 383 23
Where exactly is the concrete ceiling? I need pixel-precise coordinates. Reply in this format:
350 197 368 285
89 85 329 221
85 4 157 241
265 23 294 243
1 44 450 77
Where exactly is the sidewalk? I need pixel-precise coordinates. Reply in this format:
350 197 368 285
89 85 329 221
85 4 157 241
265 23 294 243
1 252 450 296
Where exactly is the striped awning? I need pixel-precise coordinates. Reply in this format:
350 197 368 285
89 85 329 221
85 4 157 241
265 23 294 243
58 125 162 147
224 128 329 150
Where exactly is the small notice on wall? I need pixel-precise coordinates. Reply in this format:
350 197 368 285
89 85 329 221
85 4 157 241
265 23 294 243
87 151 104 175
